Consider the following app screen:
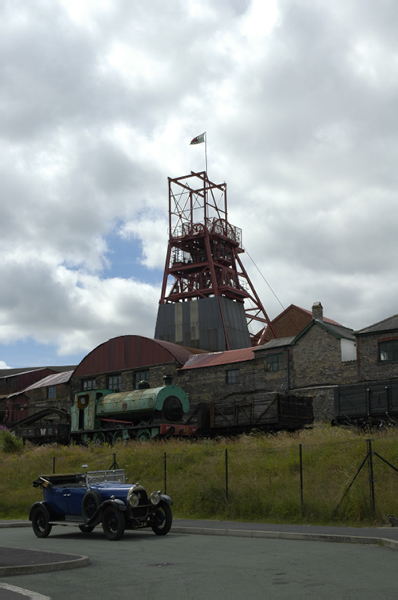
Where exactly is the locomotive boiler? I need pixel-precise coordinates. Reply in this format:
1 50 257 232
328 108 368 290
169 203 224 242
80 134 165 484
71 380 198 444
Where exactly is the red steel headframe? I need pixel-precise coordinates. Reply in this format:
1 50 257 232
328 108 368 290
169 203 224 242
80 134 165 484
159 171 277 346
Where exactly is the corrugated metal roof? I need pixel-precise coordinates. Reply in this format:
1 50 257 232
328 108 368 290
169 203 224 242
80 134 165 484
73 335 201 378
181 347 254 370
8 371 73 397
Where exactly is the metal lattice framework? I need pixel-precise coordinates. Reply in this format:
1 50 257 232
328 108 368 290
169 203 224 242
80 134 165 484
159 171 277 346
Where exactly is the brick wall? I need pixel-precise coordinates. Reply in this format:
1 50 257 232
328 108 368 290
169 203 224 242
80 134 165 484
357 332 398 380
263 306 311 342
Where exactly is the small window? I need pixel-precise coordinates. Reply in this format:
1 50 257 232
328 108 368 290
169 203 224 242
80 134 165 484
379 341 398 362
108 374 122 391
47 386 56 399
83 379 96 391
134 370 150 390
226 369 240 384
266 353 283 372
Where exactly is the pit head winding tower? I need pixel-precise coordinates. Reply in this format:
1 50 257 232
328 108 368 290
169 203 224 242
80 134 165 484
155 171 276 351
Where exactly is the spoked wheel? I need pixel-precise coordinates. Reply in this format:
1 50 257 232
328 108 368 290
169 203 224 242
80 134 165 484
92 432 107 445
151 502 172 536
102 506 126 541
32 506 52 538
79 524 95 533
136 429 151 442
82 490 102 522
112 431 125 445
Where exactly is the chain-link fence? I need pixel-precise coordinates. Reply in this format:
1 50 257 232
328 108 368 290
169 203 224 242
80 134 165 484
49 439 398 525
155 439 398 524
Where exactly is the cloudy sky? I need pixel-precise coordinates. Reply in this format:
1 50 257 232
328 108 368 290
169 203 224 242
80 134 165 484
1 0 398 369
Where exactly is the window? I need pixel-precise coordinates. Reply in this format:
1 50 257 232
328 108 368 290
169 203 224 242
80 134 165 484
108 374 122 391
82 379 96 391
47 386 56 399
266 353 283 372
226 369 240 384
379 341 398 362
134 370 150 390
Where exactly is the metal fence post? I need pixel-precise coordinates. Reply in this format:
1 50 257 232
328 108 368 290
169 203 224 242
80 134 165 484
299 444 303 511
164 452 167 495
367 439 376 516
225 448 229 501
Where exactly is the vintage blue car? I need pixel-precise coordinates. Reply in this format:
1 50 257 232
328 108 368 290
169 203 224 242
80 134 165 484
29 468 173 541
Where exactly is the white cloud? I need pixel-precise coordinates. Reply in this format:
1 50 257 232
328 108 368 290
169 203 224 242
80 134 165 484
1 0 398 365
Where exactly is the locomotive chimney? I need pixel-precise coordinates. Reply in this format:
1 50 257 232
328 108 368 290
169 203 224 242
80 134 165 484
137 380 150 389
163 373 173 386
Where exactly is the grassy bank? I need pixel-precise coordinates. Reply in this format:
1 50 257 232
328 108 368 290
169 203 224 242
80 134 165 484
1 425 397 526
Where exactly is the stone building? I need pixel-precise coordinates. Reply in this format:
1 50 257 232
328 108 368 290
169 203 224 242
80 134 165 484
5 371 73 423
179 302 358 423
355 315 398 381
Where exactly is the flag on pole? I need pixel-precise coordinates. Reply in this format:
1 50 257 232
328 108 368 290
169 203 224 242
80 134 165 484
190 132 206 145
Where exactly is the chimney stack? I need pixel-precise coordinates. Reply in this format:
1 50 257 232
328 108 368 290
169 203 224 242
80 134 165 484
312 301 323 322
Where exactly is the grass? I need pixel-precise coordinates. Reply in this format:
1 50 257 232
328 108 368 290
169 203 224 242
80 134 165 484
1 425 397 526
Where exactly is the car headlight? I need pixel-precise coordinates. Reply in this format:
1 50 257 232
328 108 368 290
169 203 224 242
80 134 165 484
127 486 140 507
150 491 161 506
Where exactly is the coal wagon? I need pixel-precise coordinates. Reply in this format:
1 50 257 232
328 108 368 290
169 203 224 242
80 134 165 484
186 392 314 435
333 379 398 427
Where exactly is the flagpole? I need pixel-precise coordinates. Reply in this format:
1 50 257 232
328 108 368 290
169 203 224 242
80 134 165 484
205 133 207 174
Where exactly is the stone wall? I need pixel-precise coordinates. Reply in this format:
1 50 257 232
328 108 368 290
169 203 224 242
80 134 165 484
28 383 71 413
290 385 337 422
70 362 179 398
177 354 288 410
357 332 398 380
291 324 358 388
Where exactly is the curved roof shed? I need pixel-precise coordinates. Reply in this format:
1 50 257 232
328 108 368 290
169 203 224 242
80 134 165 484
73 335 198 377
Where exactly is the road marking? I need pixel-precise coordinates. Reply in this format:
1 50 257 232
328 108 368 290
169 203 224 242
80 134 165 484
0 583 51 599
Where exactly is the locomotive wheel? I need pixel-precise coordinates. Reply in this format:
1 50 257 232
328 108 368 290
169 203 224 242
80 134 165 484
151 502 172 536
136 429 150 442
112 431 125 445
82 490 102 521
32 506 52 538
102 506 126 541
92 432 106 445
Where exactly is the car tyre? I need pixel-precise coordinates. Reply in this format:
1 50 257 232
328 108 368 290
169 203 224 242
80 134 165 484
79 524 95 533
151 502 172 536
82 490 102 521
32 506 52 538
102 506 126 541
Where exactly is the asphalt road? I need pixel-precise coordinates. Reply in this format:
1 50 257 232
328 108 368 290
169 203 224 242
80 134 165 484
1 523 398 599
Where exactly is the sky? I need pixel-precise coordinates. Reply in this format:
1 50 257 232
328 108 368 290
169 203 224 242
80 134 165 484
1 0 398 369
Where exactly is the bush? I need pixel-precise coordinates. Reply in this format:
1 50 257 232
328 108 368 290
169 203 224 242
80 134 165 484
2 431 24 454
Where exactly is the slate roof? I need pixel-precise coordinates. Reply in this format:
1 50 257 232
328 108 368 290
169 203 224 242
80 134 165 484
354 315 398 336
254 337 296 351
294 320 356 343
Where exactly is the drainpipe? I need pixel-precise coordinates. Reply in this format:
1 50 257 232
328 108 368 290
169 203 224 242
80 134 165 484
285 347 290 393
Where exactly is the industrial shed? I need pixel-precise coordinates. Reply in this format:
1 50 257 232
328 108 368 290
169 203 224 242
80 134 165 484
71 335 206 396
